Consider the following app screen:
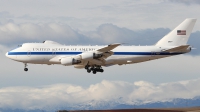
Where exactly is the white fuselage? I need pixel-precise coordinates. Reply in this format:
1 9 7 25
6 42 187 67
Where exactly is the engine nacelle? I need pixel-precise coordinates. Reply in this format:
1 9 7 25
61 57 81 66
81 52 103 60
93 53 103 59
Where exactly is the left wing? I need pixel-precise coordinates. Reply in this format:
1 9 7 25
80 43 121 60
96 43 121 59
97 43 121 52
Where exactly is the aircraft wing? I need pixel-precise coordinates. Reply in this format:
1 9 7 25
95 43 121 59
51 43 121 65
97 43 121 52
163 45 190 53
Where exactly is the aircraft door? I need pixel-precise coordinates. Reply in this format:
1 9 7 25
27 50 31 57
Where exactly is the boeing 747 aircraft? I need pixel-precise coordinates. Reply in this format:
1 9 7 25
6 18 197 74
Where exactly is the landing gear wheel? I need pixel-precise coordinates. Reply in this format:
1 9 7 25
24 68 28 71
90 67 94 71
87 69 91 73
100 69 104 73
85 65 89 69
24 63 28 72
93 70 96 74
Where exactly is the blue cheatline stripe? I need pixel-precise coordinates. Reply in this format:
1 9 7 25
8 52 183 55
114 52 183 55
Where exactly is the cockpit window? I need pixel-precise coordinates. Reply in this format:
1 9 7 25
9 44 22 51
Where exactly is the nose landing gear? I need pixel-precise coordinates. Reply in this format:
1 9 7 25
24 63 28 71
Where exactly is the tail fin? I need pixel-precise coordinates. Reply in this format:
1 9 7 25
156 18 197 46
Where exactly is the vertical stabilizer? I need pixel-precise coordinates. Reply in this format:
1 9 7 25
156 18 196 46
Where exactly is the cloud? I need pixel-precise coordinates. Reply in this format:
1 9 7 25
0 22 170 46
1 0 200 31
0 22 89 46
92 24 170 45
0 11 14 24
188 31 200 55
0 1 200 110
0 79 200 110
167 0 200 5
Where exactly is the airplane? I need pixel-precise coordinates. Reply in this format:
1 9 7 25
5 18 197 74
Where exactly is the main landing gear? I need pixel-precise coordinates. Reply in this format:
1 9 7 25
85 65 104 74
24 63 28 72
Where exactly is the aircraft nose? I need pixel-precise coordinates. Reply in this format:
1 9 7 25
5 52 8 57
5 52 11 58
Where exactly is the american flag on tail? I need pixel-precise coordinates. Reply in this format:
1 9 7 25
177 30 186 35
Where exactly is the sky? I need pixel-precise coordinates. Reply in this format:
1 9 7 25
0 0 200 110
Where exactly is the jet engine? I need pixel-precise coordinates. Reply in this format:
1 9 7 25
61 57 81 66
81 52 103 60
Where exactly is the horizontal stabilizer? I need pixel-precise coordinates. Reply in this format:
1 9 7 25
163 45 190 53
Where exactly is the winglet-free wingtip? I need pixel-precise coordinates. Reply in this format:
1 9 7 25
108 43 121 46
